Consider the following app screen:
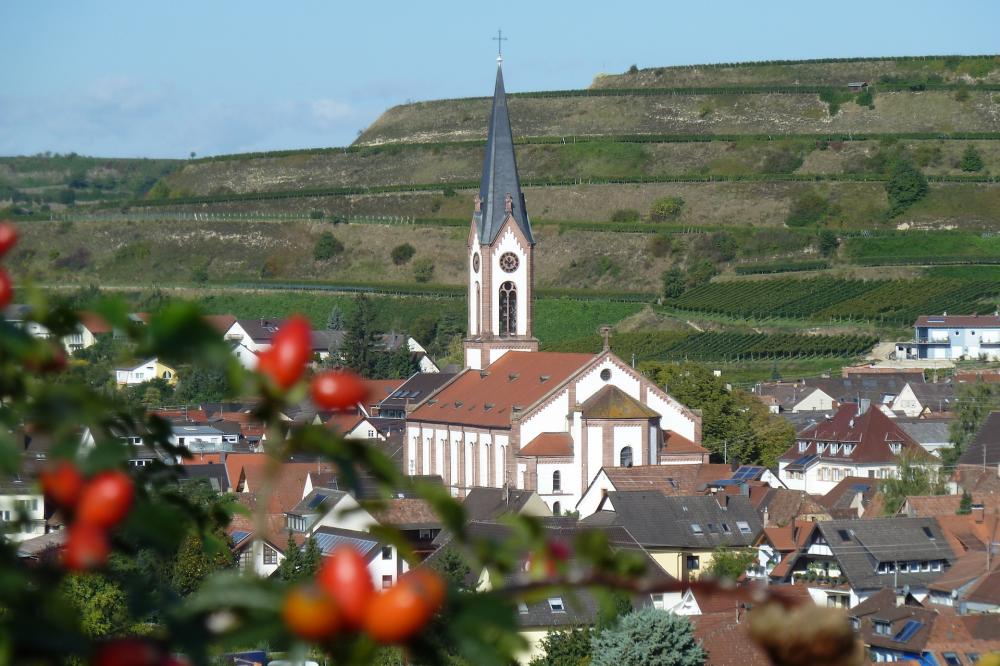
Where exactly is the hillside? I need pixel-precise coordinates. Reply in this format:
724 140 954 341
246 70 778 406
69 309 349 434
8 55 1000 374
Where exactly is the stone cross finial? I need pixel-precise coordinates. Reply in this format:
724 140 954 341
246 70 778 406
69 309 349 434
474 193 482 213
599 325 612 352
504 192 513 213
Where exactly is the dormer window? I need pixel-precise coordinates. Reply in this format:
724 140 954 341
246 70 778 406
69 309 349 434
889 442 902 454
548 597 565 613
830 444 839 455
817 443 827 454
798 441 808 453
874 620 891 636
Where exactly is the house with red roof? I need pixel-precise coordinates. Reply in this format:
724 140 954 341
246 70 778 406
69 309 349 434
779 402 936 495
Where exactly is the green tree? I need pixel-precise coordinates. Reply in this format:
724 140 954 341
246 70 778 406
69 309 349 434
961 145 984 172
313 232 344 261
958 490 973 515
412 258 435 283
530 627 594 666
172 365 229 405
661 268 686 299
427 544 473 591
391 243 416 265
341 294 380 376
590 607 704 666
649 197 684 222
59 574 129 637
300 535 322 579
704 547 756 581
648 234 673 258
885 159 929 216
818 230 839 257
373 343 418 380
880 453 946 515
944 381 1000 465
709 232 737 262
171 528 234 596
684 260 717 290
275 532 303 582
327 305 346 331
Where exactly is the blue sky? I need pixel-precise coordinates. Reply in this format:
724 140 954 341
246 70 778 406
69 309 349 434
1 0 997 158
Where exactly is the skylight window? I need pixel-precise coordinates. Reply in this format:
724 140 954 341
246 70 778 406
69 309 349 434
892 620 923 643
691 523 703 534
548 598 565 613
922 526 935 540
837 529 852 542
735 521 751 534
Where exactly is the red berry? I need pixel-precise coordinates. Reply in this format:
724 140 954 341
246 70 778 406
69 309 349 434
91 637 162 666
363 568 445 644
63 524 109 571
547 538 571 562
0 222 16 258
316 546 375 630
256 315 312 389
282 584 343 641
77 470 134 529
311 370 369 410
39 461 85 509
0 268 11 310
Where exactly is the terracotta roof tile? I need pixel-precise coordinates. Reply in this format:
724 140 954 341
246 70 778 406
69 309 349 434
781 403 930 464
580 385 660 419
224 453 268 491
600 463 731 496
204 314 237 334
78 311 113 334
662 430 709 456
238 462 334 514
518 432 573 457
409 352 595 428
364 379 406 405
370 499 440 528
692 611 771 666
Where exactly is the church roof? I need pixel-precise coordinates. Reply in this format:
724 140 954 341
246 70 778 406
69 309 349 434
518 432 573 457
408 351 594 428
580 385 660 419
476 63 533 246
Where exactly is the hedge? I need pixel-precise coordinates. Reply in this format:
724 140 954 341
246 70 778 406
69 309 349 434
733 260 830 275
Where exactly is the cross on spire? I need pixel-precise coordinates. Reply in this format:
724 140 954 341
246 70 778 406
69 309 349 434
492 29 507 59
599 325 613 352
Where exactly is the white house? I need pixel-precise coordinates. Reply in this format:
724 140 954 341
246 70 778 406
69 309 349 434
896 313 1000 361
114 358 178 387
778 402 937 495
0 479 46 543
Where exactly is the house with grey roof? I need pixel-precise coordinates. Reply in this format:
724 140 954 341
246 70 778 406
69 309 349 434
895 418 953 457
776 517 956 607
890 381 955 418
957 411 1000 466
375 372 457 419
896 313 1000 361
580 491 762 581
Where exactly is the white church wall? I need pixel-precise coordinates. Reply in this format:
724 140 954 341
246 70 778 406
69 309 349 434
587 425 603 490
519 390 570 448
575 469 612 518
406 425 419 476
494 434 509 486
645 388 697 441
575 359 641 404
491 227 529 337
614 425 644 467
537 461 576 511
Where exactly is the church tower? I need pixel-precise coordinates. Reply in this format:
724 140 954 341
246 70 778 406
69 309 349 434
464 58 539 370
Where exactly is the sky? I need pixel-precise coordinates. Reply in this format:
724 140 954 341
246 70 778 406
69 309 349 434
2 0 998 158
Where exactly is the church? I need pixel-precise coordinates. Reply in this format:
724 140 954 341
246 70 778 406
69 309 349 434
403 58 703 513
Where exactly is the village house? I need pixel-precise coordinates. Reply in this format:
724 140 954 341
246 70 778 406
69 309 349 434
896 313 1000 361
403 60 700 512
114 357 178 387
778 401 937 494
889 381 955 417
0 476 46 543
754 373 913 414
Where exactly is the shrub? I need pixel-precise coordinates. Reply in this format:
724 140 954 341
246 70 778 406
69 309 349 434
309 209 325 220
610 208 640 223
442 187 457 198
662 268 686 298
761 149 804 174
954 86 970 102
818 230 840 257
961 145 984 172
590 607 704 666
710 232 737 262
391 243 416 265
313 232 344 261
412 258 435 283
786 190 829 227
53 247 90 270
855 89 874 108
628 64 639 74
649 196 684 222
685 260 718 289
913 144 943 167
648 234 673 258
886 159 929 216
328 214 347 225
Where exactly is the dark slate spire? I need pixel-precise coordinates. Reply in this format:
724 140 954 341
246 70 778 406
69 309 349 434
476 61 533 245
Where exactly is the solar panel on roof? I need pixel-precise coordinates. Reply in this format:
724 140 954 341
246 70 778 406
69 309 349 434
851 483 870 492
733 466 763 480
786 454 818 471
892 620 922 643
313 532 379 556
307 493 328 510
231 530 250 543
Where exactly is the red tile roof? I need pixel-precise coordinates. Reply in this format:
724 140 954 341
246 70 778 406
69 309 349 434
408 352 595 428
518 432 573 457
78 311 113 334
224 453 269 491
780 403 930 464
662 430 708 455
238 462 334 514
325 412 365 435
204 314 238 334
598 463 731 496
364 379 406 405
691 611 771 666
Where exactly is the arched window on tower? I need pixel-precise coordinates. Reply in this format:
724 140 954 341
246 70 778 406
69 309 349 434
499 281 517 337
620 446 634 468
552 470 561 493
553 501 561 515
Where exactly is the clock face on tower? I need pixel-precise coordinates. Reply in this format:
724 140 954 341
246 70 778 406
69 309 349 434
472 253 480 272
499 252 519 273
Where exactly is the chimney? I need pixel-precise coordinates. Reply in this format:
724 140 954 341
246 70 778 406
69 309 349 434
762 505 770 528
972 504 985 524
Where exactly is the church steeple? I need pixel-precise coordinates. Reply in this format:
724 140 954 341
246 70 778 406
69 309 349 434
475 62 533 246
464 59 539 371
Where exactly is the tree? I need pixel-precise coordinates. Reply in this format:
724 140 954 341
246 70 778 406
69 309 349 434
412 258 435 283
684 260 717 290
958 490 973 515
818 230 839 257
880 453 946 515
704 547 756 581
171 528 233 596
59 573 129 637
313 232 344 261
661 268 686 299
885 159 929 216
426 544 472 591
391 243 416 265
275 532 303 582
530 627 594 666
300 535 322 580
709 232 737 262
590 606 704 666
944 381 1000 465
649 197 684 222
373 343 418 379
961 145 984 172
327 305 346 331
341 294 380 376
172 365 228 405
